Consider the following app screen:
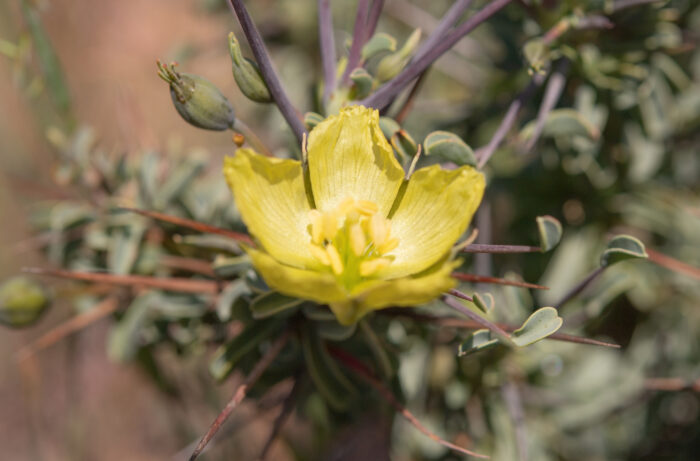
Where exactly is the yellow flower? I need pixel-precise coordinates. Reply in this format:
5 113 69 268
224 106 485 325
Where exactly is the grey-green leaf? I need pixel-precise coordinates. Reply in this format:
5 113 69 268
250 291 303 319
472 292 494 313
361 33 397 60
458 329 500 356
537 215 563 252
424 131 476 166
600 235 648 267
349 68 373 100
511 307 563 347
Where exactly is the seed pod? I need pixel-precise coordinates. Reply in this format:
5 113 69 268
157 61 235 131
228 32 272 103
0 277 50 328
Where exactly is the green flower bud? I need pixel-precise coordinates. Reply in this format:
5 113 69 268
228 32 272 103
376 28 421 83
0 276 50 328
157 61 235 131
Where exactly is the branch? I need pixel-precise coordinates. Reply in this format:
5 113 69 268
329 346 489 459
189 328 292 461
259 375 302 460
452 272 548 290
443 295 513 343
647 248 700 281
366 0 385 41
523 59 570 153
341 0 370 84
462 243 540 253
553 266 605 309
318 0 337 105
412 0 473 62
228 0 307 144
361 0 513 109
118 207 255 246
24 267 219 294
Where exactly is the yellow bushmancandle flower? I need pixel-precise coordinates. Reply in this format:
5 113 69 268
224 106 484 325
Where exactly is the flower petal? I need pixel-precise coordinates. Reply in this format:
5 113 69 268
307 106 404 215
246 247 348 304
329 259 459 325
379 165 485 279
224 149 316 269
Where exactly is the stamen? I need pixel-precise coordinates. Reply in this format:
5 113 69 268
378 237 399 254
349 223 367 256
360 258 391 277
326 244 344 275
308 210 323 244
309 244 331 265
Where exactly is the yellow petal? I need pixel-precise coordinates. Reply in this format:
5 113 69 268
307 105 404 215
329 259 459 325
379 164 485 278
224 149 317 269
247 246 347 304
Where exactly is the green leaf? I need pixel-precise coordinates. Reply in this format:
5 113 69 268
215 279 250 321
302 304 336 321
361 33 397 60
349 68 373 100
108 293 157 362
213 254 252 278
537 215 563 252
600 235 648 267
458 329 500 356
0 277 50 328
154 155 206 209
250 291 303 319
378 116 400 141
209 318 281 381
304 112 324 130
511 307 563 347
108 220 146 275
301 326 357 411
521 109 599 141
423 131 476 166
317 320 357 341
472 292 494 313
390 129 418 161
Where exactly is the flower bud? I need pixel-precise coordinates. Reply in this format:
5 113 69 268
228 32 272 103
376 28 421 83
0 277 50 328
157 61 235 131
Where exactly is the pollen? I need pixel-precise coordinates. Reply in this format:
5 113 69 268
308 197 399 287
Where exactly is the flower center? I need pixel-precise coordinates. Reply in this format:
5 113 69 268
308 197 399 288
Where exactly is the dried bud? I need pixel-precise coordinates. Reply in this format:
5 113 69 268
0 277 50 328
228 32 272 103
157 61 235 131
376 28 421 83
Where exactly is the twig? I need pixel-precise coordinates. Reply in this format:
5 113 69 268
329 346 489 459
341 0 370 84
24 267 219 294
644 377 700 392
448 289 473 303
259 375 303 460
553 266 605 309
501 380 527 461
365 0 385 42
393 70 428 124
475 73 545 168
361 0 513 110
412 0 473 62
189 329 292 461
523 59 569 153
118 207 255 246
380 310 621 348
15 296 119 362
462 243 540 253
228 0 307 144
647 248 700 281
452 272 549 290
318 0 337 105
443 295 513 343
159 255 216 277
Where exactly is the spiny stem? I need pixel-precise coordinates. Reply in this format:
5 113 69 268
452 272 548 290
118 207 255 246
189 329 292 461
16 296 119 362
228 0 307 144
24 267 219 294
329 346 489 459
318 0 337 105
461 243 540 254
361 0 513 110
443 295 513 344
554 266 605 309
341 0 370 84
380 310 621 348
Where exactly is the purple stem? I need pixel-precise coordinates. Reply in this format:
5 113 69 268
554 266 606 309
318 0 337 105
341 0 370 84
365 0 385 42
413 0 473 62
462 243 540 254
228 0 307 145
360 0 513 110
475 72 545 169
523 59 570 153
443 295 513 344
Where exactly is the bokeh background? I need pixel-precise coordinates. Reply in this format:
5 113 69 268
1 0 699 460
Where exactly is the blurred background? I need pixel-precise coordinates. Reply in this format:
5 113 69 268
1 0 699 460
